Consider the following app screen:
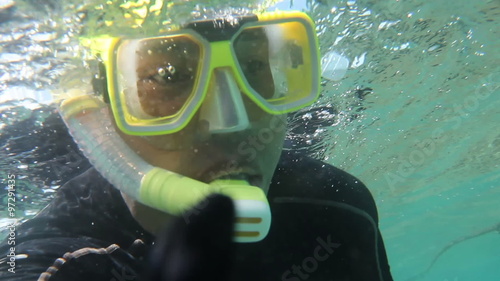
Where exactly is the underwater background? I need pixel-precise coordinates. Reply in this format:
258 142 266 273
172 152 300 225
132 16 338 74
0 0 498 280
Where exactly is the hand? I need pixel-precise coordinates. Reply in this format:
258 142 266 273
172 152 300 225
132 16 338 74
144 194 236 281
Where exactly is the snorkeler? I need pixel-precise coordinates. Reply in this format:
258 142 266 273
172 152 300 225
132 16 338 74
0 10 393 281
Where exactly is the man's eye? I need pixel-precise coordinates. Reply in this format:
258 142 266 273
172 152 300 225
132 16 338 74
151 73 174 85
150 65 175 84
244 59 268 74
148 65 191 85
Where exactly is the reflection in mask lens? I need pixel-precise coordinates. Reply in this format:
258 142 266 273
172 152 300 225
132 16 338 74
233 27 275 99
233 22 312 108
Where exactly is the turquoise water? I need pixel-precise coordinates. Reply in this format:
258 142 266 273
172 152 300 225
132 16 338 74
1 0 499 280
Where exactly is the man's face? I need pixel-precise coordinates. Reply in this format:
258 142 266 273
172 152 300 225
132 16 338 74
118 28 286 193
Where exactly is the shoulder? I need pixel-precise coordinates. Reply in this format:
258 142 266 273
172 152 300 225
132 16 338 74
0 169 152 280
32 168 123 229
269 151 379 222
11 168 152 252
234 151 389 280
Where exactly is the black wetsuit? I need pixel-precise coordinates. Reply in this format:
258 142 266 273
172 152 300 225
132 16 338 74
0 151 393 281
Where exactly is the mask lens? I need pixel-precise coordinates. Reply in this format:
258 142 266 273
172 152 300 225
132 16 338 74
233 20 317 112
233 27 275 99
116 35 201 120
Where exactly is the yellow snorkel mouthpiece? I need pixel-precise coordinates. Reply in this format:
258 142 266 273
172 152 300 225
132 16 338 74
141 170 271 242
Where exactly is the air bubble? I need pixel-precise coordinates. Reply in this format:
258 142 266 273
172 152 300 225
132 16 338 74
166 65 176 74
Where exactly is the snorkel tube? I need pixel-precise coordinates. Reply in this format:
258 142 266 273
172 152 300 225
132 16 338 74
59 95 271 243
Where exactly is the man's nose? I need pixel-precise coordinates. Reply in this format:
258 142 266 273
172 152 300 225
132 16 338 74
198 69 251 134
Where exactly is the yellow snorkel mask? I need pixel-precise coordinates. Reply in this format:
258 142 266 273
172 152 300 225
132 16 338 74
81 10 320 135
59 10 320 243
